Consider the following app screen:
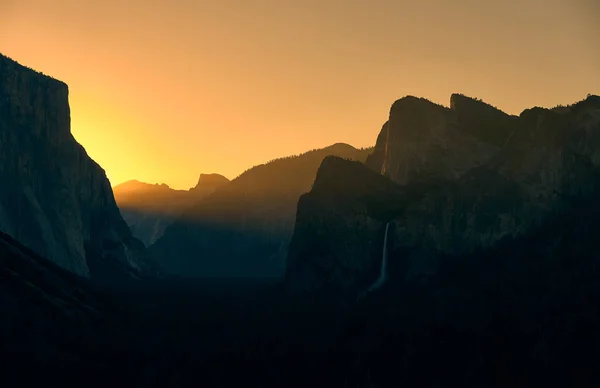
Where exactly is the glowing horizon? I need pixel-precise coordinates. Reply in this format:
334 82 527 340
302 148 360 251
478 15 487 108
1 0 598 189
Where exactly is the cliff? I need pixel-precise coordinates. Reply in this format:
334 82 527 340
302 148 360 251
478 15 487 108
365 95 504 185
287 94 600 294
150 143 373 278
0 53 152 279
285 156 405 293
189 173 230 195
114 174 229 246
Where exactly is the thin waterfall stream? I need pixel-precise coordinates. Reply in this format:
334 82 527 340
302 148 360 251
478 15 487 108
357 222 390 300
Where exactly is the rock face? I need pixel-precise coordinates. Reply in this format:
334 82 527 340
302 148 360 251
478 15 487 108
0 53 151 279
150 143 373 278
285 156 405 293
365 95 513 184
114 173 229 246
189 173 230 196
287 94 600 294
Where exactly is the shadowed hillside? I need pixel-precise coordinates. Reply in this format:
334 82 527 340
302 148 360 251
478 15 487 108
114 174 229 246
150 143 373 278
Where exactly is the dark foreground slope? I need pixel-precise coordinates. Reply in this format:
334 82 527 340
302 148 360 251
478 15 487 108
4 192 600 387
0 230 133 386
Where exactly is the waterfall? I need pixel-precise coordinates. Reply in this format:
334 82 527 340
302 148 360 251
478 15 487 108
357 222 390 300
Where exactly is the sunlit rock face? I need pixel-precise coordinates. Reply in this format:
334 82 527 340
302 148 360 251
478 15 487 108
287 94 600 293
0 53 151 279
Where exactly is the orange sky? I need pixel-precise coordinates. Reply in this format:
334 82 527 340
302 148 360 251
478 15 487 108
1 0 599 189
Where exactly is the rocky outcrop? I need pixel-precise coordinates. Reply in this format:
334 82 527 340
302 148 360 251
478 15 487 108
365 95 513 185
287 94 600 294
364 121 388 173
189 173 230 195
285 156 405 294
0 53 152 279
150 143 373 279
114 174 229 246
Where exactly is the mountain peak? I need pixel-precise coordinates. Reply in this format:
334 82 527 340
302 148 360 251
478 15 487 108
286 157 404 294
0 53 68 89
448 93 516 146
0 53 71 144
323 143 357 152
313 156 402 201
390 95 448 115
450 93 510 117
113 180 172 194
192 173 230 191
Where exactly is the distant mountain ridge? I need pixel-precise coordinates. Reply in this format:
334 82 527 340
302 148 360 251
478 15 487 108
150 143 373 278
113 180 176 194
0 53 153 280
114 173 230 246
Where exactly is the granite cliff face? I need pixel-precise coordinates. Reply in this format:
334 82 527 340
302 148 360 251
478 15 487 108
365 95 513 184
150 143 373 278
388 96 600 257
285 156 405 293
114 173 229 246
0 54 151 279
287 94 600 294
189 173 230 195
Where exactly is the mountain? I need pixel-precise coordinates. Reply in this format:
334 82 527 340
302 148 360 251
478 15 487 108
189 173 231 196
113 173 229 246
285 170 600 386
150 143 373 278
365 94 513 184
3 57 599 385
0 53 152 280
285 156 406 294
287 94 600 294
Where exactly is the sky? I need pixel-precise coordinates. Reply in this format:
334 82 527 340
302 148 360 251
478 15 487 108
1 0 599 189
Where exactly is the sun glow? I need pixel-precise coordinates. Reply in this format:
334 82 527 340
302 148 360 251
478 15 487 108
1 0 598 189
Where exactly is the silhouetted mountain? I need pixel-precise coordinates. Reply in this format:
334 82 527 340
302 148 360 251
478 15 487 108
3 61 600 384
189 173 230 195
150 143 373 278
365 94 509 184
114 173 229 246
282 179 600 386
286 156 406 294
287 94 600 294
0 53 153 281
